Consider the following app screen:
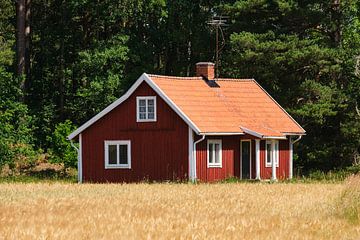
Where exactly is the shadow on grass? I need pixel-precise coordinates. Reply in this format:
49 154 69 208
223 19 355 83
0 175 77 183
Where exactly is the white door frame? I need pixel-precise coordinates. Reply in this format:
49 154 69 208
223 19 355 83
240 139 252 179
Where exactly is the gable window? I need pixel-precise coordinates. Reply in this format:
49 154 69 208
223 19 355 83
265 140 279 167
105 140 131 169
207 139 222 168
136 96 156 122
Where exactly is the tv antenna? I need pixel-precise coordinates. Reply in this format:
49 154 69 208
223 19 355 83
208 15 228 80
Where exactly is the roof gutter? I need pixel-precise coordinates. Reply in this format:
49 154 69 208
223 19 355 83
289 135 302 179
292 135 302 144
69 138 82 183
192 134 206 182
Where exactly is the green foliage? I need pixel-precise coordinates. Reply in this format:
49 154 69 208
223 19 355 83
47 120 77 168
0 67 36 167
223 0 360 173
0 0 359 176
73 35 129 122
0 100 36 167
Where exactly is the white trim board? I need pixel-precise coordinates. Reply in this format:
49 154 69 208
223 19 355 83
78 133 82 183
240 126 287 140
188 127 194 181
68 73 201 140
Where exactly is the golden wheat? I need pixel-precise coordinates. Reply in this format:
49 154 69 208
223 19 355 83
0 181 359 240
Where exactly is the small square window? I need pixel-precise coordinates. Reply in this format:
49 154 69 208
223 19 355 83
207 140 222 168
105 141 131 169
137 97 157 122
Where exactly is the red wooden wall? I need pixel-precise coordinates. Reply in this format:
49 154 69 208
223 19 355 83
195 135 239 182
195 135 290 182
81 81 189 183
80 80 291 183
259 138 290 180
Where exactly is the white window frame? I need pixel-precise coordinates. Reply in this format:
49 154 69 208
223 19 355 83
265 140 279 167
136 96 157 122
207 139 222 168
104 140 131 169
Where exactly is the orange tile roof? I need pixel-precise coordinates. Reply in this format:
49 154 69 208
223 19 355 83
148 74 305 137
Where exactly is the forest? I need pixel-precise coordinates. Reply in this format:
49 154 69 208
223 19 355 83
0 0 359 177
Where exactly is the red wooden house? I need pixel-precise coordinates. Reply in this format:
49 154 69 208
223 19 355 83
68 62 305 183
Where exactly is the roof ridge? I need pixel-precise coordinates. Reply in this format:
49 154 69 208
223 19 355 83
148 74 255 82
216 78 255 82
147 74 202 80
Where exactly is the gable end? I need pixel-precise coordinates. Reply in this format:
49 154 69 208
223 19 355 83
68 73 201 140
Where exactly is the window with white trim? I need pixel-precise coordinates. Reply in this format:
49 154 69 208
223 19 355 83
105 140 131 169
207 139 222 168
136 96 156 122
265 140 279 167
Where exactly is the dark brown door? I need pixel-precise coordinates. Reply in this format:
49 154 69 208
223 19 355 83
241 141 251 179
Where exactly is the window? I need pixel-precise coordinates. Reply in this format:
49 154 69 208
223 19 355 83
265 140 279 167
136 96 156 122
104 140 131 169
207 140 222 168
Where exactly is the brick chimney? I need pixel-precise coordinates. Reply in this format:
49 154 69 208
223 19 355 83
196 62 215 79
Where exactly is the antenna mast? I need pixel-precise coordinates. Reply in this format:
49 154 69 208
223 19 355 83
208 15 228 80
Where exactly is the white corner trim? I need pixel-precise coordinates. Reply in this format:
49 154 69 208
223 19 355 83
188 127 194 181
271 140 277 181
207 139 222 168
289 138 293 179
136 96 157 122
68 73 201 140
78 133 82 183
104 140 131 169
255 139 261 180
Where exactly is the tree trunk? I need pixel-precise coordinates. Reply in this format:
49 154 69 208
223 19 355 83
59 1 65 120
331 0 342 47
16 0 31 100
16 0 26 77
25 0 31 90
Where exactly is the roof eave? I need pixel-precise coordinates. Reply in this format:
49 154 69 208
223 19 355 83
199 132 245 136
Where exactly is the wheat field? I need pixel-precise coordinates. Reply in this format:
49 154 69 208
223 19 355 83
0 180 359 240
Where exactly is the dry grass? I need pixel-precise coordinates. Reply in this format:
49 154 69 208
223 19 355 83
0 181 359 239
336 175 360 224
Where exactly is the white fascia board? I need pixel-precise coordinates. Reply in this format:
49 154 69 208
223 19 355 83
68 73 147 140
240 126 263 138
200 132 245 135
263 136 287 140
241 126 287 140
68 73 201 140
282 132 306 136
